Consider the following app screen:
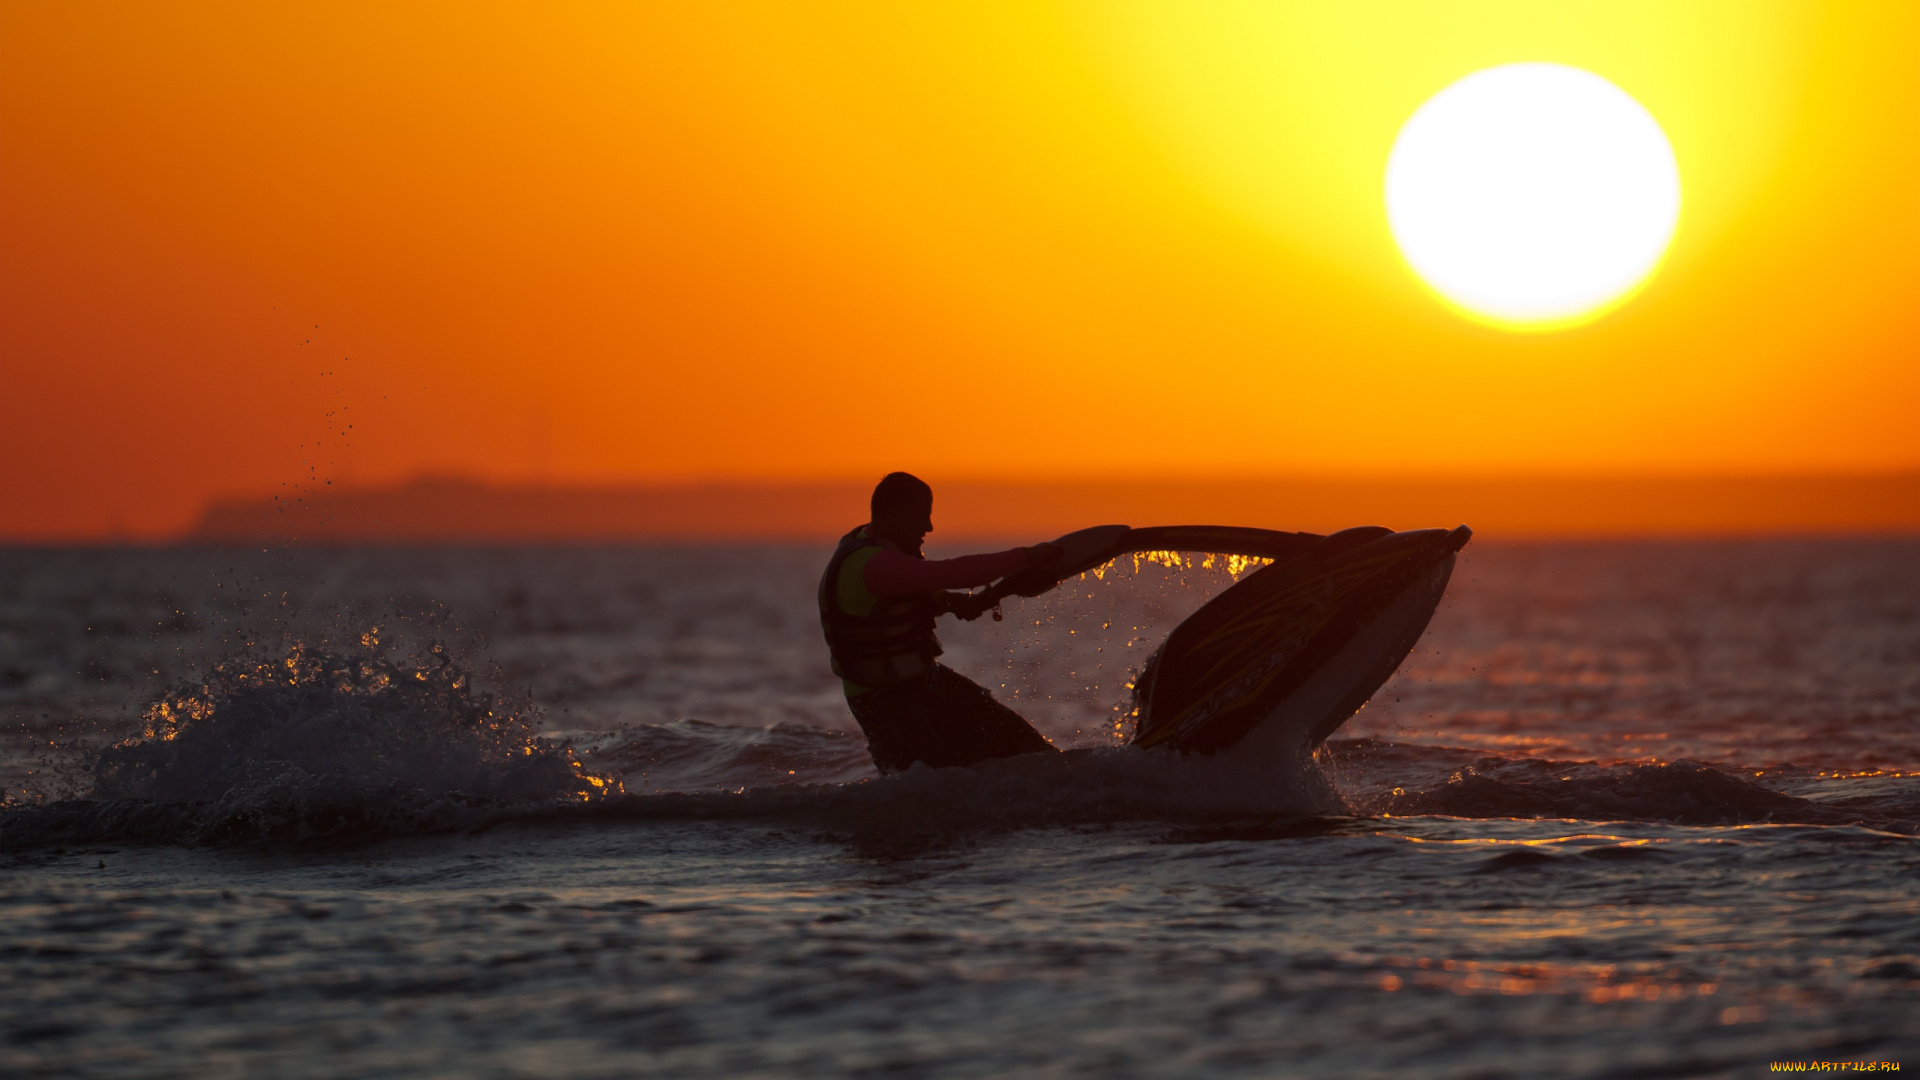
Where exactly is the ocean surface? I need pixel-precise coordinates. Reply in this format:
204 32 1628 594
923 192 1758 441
2 539 1917 1078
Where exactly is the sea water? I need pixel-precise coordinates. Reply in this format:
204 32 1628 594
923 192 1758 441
2 540 1916 1078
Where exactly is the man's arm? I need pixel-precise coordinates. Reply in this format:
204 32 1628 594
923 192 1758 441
863 547 1029 598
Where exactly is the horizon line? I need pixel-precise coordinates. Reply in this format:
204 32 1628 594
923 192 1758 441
177 471 1920 545
7 471 1915 545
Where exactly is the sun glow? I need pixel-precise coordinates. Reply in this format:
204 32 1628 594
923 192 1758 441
1386 64 1681 331
2 2 1915 538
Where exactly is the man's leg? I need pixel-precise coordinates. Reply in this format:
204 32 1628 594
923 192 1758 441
916 664 1056 768
847 664 1056 773
846 675 942 774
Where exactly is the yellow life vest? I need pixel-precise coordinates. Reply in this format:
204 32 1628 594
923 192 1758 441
817 526 941 694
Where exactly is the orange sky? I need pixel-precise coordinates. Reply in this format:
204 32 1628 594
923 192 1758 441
2 1 1916 539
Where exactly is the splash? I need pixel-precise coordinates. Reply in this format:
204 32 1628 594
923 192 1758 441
68 635 620 844
1082 551 1272 581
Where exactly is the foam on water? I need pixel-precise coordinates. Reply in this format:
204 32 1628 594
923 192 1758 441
5 637 618 849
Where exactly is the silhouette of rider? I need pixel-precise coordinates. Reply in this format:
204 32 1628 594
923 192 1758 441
818 472 1062 773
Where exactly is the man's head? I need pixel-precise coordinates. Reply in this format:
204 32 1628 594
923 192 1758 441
870 471 933 553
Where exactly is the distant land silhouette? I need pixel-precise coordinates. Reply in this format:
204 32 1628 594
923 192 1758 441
189 473 1920 543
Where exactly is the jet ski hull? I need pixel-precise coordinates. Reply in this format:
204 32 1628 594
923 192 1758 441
1128 526 1470 756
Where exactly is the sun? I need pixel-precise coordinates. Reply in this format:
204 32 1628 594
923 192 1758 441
1385 63 1681 332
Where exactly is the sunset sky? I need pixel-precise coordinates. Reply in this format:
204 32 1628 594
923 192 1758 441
3 1 1916 539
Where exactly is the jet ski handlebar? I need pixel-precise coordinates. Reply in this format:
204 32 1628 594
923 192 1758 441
976 522 1474 614
977 524 1319 612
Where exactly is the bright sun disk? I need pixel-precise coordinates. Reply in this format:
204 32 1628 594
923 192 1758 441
1386 63 1681 331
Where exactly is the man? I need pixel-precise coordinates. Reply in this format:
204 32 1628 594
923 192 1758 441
819 472 1063 773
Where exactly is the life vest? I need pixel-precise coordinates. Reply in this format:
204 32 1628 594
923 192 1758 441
818 525 942 688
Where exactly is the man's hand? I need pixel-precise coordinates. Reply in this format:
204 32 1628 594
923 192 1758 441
943 590 995 621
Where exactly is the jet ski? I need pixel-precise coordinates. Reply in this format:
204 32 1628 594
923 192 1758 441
982 523 1472 758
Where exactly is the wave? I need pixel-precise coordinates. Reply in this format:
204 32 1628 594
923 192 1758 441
577 718 876 793
0 647 1348 848
4 639 618 849
3 636 1914 851
1327 738 1918 832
